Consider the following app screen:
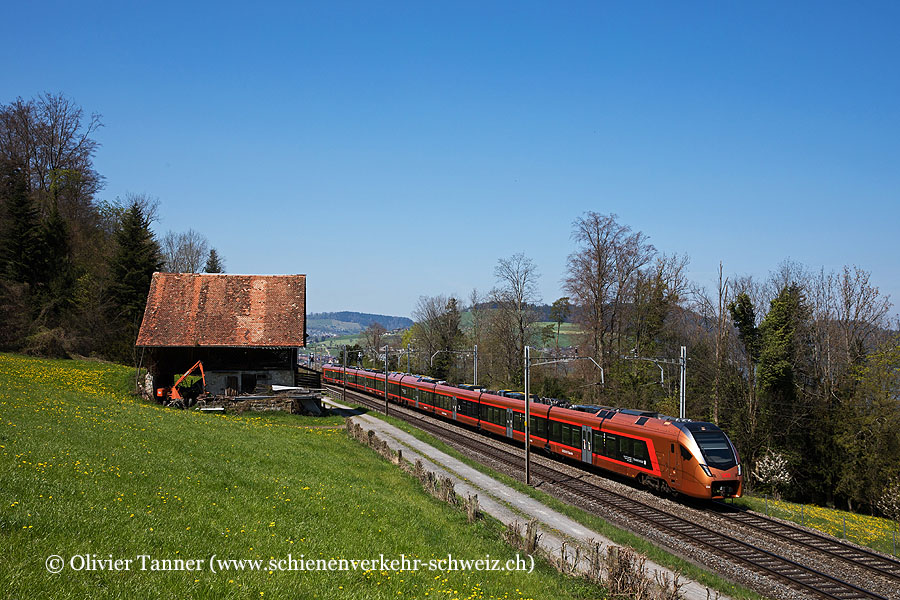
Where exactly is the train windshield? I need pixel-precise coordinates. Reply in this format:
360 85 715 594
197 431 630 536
687 425 737 470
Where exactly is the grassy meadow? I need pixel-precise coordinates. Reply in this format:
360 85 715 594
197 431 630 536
0 354 599 599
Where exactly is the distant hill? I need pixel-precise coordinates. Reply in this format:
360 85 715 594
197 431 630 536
307 312 413 339
467 302 564 323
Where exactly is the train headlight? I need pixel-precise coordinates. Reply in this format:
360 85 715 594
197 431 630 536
737 464 742 477
700 464 713 478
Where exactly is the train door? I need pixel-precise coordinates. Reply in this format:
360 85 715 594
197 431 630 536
452 397 457 421
414 387 419 409
506 409 513 438
582 425 592 463
668 443 680 486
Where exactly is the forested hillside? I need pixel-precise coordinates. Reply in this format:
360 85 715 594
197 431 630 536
0 93 223 362
307 311 413 336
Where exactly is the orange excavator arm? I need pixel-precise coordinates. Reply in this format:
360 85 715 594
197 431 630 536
172 360 206 391
166 360 207 401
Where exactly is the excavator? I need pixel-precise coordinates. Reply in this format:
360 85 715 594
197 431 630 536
156 360 207 408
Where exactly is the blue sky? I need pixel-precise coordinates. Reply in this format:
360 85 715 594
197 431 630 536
4 1 898 317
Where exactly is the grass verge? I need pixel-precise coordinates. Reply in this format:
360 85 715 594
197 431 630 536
1 353 603 599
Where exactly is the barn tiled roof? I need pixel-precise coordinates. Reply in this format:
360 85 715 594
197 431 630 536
136 273 306 347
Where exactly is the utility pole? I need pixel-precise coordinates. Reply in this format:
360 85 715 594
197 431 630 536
525 349 604 486
342 345 347 405
680 345 687 419
620 347 688 418
524 346 531 485
383 346 389 416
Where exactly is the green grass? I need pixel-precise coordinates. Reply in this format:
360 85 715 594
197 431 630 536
534 322 583 349
0 353 603 599
329 393 764 600
732 495 900 557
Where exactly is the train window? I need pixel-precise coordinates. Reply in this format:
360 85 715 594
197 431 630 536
513 412 524 432
630 440 651 467
604 433 617 458
550 421 562 442
680 445 692 461
691 430 737 469
530 416 547 438
561 424 570 446
618 436 633 459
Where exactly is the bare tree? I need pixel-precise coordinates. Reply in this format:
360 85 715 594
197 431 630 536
161 229 209 273
413 294 466 380
362 322 387 357
0 93 103 216
491 253 541 386
563 212 655 366
836 266 892 364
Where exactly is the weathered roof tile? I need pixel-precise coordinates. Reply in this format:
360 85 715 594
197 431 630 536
136 273 306 347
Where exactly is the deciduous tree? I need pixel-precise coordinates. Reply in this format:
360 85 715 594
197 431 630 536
161 229 209 273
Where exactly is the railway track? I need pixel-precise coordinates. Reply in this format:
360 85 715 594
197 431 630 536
325 383 897 600
711 505 900 585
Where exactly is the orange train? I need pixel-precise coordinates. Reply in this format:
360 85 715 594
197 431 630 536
323 365 743 500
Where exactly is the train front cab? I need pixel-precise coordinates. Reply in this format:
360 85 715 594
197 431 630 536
671 422 743 499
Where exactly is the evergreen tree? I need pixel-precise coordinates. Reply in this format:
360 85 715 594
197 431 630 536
107 201 161 361
33 200 76 324
0 161 42 285
726 292 764 469
756 284 816 499
758 285 805 409
204 248 224 273
728 293 760 362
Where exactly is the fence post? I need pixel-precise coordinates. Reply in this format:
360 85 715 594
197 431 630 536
801 504 804 526
765 494 769 516
843 515 846 539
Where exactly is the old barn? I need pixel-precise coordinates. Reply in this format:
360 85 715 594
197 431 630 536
136 273 306 398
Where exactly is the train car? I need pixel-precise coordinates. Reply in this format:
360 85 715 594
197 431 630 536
322 365 742 500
